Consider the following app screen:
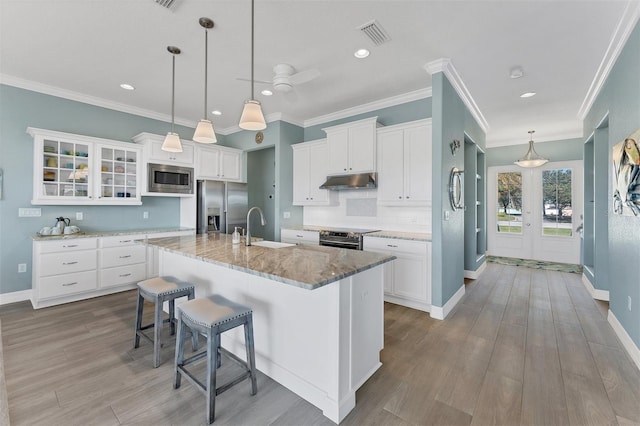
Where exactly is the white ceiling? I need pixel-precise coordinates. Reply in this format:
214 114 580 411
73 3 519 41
0 0 633 147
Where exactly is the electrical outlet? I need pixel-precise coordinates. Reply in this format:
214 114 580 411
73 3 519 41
629 296 632 311
18 263 27 273
143 211 149 219
444 210 450 221
283 211 290 219
76 212 83 221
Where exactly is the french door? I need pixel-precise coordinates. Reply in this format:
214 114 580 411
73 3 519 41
487 161 583 264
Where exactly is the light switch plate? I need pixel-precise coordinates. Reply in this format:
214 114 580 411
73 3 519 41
18 208 42 217
76 212 84 221
283 211 291 219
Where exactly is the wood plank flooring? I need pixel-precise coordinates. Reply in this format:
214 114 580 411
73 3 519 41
1 263 639 425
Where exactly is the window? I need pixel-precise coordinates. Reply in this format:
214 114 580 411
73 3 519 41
542 168 573 236
496 172 522 234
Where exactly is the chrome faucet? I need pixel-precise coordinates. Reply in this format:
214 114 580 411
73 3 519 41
245 206 266 246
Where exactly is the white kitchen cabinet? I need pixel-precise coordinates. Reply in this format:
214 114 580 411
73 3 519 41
132 132 195 167
363 236 431 312
146 229 196 278
196 145 243 182
280 228 319 245
323 117 379 175
292 140 336 206
29 128 142 205
377 119 432 206
100 237 147 289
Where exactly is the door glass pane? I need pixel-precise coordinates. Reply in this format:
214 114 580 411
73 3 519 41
542 168 572 236
497 172 522 234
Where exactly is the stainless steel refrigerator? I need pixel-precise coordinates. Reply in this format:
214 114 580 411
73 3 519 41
196 180 248 234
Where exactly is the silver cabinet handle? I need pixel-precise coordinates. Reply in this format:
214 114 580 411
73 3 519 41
119 255 132 259
387 244 398 248
62 261 78 265
296 235 303 238
119 240 132 243
63 244 78 248
119 273 132 277
398 196 402 199
62 282 78 287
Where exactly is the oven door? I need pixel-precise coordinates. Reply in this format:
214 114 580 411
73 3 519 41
147 163 194 194
319 238 362 250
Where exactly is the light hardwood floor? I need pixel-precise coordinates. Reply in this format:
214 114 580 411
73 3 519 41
1 263 639 425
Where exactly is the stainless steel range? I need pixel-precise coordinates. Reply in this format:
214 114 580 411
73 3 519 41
318 227 379 250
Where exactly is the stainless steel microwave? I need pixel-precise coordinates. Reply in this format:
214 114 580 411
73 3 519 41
147 163 194 194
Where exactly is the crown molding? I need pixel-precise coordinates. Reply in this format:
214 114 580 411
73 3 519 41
578 1 640 120
216 112 304 135
0 74 198 128
303 87 432 128
423 58 490 133
487 129 583 148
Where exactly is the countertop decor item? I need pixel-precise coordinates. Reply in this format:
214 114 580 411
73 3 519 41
238 0 266 131
161 46 183 153
515 130 549 168
192 17 217 144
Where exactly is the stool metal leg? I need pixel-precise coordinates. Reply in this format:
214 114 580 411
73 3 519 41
134 291 144 349
153 295 163 368
206 329 219 424
244 315 258 395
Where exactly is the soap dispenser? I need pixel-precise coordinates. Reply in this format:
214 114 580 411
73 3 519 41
232 227 241 244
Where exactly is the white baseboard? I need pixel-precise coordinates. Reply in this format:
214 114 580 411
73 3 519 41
464 262 486 280
0 290 32 306
430 284 465 321
581 273 610 301
607 309 640 372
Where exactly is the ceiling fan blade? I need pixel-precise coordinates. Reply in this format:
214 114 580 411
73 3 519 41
236 77 272 85
289 68 320 86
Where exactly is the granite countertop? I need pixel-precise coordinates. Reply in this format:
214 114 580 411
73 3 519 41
144 233 395 290
367 230 432 241
32 227 195 241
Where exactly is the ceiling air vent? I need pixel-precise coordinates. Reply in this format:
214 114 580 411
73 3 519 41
357 19 391 46
154 0 179 9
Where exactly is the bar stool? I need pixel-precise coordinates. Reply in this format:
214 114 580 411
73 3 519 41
174 294 258 424
134 276 196 368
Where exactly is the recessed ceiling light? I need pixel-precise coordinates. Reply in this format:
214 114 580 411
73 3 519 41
354 48 370 59
211 110 222 116
520 92 536 98
261 89 273 96
509 67 524 79
119 83 135 90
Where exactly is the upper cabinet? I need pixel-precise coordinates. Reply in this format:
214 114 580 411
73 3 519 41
323 117 379 175
196 144 243 182
132 133 195 167
29 128 142 205
377 119 432 206
292 139 336 206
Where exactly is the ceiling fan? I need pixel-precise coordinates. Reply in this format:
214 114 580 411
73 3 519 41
238 63 320 94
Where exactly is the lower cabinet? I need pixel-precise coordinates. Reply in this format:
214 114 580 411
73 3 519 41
280 228 319 245
363 236 431 312
32 230 193 309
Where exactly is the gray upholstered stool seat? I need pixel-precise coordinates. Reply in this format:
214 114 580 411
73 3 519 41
134 276 196 368
174 294 258 424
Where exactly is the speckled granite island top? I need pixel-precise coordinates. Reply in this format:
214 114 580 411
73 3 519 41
144 233 396 290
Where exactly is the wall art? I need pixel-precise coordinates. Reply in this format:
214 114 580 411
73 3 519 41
612 128 640 216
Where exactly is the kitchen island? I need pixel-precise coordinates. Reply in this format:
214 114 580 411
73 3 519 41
144 233 395 423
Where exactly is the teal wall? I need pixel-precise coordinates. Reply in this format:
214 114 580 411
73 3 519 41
0 85 196 294
486 137 583 167
247 147 276 240
583 21 640 348
303 98 432 141
223 121 304 240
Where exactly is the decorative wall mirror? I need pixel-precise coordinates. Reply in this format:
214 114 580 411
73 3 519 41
449 167 464 210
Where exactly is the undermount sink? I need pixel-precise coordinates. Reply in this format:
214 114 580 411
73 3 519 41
251 241 296 249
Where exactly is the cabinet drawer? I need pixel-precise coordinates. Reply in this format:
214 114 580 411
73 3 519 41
363 237 427 255
100 235 143 248
39 270 98 299
280 229 319 245
40 250 97 276
101 245 146 268
100 263 147 288
38 238 97 253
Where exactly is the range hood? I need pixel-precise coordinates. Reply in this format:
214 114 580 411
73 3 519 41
319 173 377 190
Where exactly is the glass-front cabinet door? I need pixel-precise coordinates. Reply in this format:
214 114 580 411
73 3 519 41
39 137 93 202
98 145 139 203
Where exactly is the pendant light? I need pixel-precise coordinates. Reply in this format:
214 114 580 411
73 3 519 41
193 17 217 144
162 46 183 152
238 0 267 131
515 130 548 168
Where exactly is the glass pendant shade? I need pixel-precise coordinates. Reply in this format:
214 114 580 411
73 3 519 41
515 132 548 168
162 132 182 152
239 100 267 130
193 119 217 143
